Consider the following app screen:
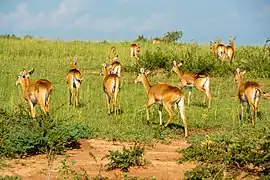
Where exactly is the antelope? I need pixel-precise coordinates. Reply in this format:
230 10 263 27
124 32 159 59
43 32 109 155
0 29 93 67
130 43 140 64
225 38 235 62
171 60 211 108
152 38 162 44
102 63 120 115
134 68 188 137
210 39 226 60
15 69 53 118
66 56 83 106
234 68 261 125
108 55 121 77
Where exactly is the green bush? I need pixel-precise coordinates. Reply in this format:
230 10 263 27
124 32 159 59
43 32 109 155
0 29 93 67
0 111 92 157
0 176 21 180
106 143 145 172
137 43 269 78
179 128 270 178
184 164 225 180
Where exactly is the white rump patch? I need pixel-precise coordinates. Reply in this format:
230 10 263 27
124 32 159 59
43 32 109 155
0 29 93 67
30 95 37 105
72 77 79 88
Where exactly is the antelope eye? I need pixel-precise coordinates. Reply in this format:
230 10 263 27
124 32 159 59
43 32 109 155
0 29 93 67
22 75 26 78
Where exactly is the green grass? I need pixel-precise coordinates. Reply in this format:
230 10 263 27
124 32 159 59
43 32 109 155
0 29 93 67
0 38 269 145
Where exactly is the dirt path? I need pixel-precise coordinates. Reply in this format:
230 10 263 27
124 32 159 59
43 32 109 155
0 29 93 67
0 139 196 180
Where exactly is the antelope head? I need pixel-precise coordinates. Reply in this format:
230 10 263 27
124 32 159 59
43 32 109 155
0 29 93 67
171 60 183 72
234 68 245 82
134 68 150 84
70 56 77 69
16 69 35 86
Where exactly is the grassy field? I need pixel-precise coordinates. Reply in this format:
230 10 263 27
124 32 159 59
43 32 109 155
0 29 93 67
0 38 269 178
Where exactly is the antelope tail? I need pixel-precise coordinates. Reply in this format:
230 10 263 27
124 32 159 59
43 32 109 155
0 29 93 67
253 88 261 101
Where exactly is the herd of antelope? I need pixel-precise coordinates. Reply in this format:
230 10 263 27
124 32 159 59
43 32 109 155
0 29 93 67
15 38 265 137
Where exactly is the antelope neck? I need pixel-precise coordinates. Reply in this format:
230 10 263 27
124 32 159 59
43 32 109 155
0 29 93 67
103 68 109 78
21 77 30 93
141 75 151 94
237 75 244 89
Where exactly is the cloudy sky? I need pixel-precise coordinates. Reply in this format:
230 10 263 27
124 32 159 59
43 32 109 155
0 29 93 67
0 0 269 45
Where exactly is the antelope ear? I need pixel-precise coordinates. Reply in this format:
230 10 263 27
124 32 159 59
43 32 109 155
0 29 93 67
140 68 145 73
236 68 240 73
242 71 246 74
28 69 35 75
178 62 183 67
173 60 177 66
102 63 107 68
145 70 151 75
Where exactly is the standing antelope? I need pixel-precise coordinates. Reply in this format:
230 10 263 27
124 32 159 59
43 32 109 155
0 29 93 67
210 39 226 60
15 69 53 118
108 55 121 77
130 43 140 64
66 56 83 106
225 38 235 63
171 60 211 108
102 63 120 115
234 68 261 125
134 68 188 137
152 38 162 44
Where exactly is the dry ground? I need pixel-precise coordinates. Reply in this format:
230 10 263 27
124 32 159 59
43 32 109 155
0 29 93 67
0 139 196 180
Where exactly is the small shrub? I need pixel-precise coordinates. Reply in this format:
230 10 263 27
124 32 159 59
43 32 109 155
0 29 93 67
57 156 89 180
0 176 21 180
184 164 225 180
106 143 145 172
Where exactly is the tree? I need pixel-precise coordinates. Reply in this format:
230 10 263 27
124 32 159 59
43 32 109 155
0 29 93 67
136 34 147 42
163 31 183 43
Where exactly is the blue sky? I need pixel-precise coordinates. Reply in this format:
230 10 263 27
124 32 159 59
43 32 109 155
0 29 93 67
0 0 269 45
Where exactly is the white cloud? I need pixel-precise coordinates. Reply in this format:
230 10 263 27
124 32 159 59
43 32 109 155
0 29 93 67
0 0 167 35
134 13 167 33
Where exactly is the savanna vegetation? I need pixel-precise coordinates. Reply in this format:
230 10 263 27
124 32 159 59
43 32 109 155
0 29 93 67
0 34 269 179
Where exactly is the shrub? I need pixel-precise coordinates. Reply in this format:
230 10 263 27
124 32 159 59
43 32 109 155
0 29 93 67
106 143 145 172
178 128 270 178
0 111 92 158
137 42 269 78
0 176 21 180
184 164 225 180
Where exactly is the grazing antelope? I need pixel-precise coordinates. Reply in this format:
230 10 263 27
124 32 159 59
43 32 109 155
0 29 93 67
235 68 261 125
15 69 53 118
225 38 235 62
171 60 211 108
134 68 188 137
130 43 140 64
66 56 83 106
108 55 121 77
102 63 120 115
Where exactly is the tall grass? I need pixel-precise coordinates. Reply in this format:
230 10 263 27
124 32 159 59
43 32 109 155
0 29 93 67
0 38 269 155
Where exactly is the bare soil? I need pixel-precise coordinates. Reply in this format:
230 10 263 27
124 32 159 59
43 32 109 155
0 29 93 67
0 139 196 180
